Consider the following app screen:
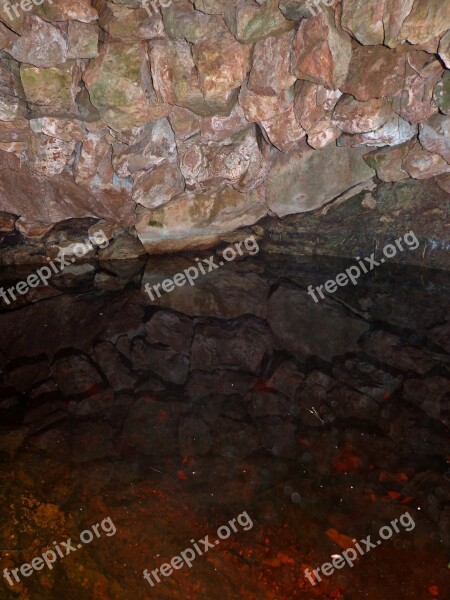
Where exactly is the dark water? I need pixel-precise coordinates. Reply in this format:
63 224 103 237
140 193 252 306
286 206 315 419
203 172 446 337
0 253 449 599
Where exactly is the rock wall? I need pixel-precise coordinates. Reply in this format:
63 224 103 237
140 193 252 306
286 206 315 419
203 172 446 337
0 0 449 253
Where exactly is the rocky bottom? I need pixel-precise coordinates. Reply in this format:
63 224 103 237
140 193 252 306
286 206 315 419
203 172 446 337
0 253 449 600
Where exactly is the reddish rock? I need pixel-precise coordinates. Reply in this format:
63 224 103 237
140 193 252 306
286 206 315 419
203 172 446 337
0 150 134 225
67 21 99 58
364 141 414 182
36 0 98 23
392 53 443 124
30 117 86 142
162 0 225 44
98 232 146 261
112 118 176 179
333 96 392 134
6 14 67 68
96 0 164 40
239 81 294 122
200 105 249 142
193 30 251 99
383 0 415 47
260 104 306 152
178 126 268 191
399 0 450 45
294 80 342 131
132 156 185 209
169 106 200 140
0 211 16 231
150 38 237 116
337 116 417 148
419 114 450 164
248 30 296 96
291 8 352 89
73 131 120 191
341 0 385 45
402 141 450 179
83 41 170 131
307 117 341 149
134 184 267 253
436 173 450 194
224 0 294 43
341 43 406 101
23 134 76 176
15 218 54 239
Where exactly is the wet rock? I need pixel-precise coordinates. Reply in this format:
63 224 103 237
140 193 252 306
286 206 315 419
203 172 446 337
248 30 296 96
224 0 294 43
419 114 450 164
333 96 393 134
178 416 212 457
98 232 146 261
267 143 375 217
130 338 189 384
267 361 305 400
145 310 193 354
192 30 251 99
191 318 273 374
135 184 267 254
0 428 28 459
94 342 135 391
122 397 179 457
402 141 450 179
4 358 51 393
52 354 103 396
427 321 450 353
256 417 297 457
247 390 292 418
187 369 256 401
72 423 120 463
15 218 53 239
291 8 351 89
403 376 450 419
214 417 258 460
142 257 269 318
361 330 435 374
83 42 169 131
268 286 368 361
